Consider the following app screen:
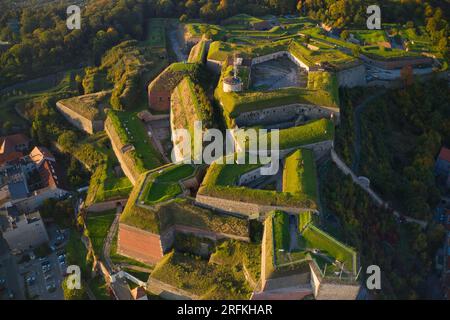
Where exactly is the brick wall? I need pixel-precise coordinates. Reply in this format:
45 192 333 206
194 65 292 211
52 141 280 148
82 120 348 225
148 89 171 112
117 223 164 265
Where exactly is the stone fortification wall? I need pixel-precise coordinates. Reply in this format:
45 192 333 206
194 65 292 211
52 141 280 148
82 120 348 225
234 103 339 127
105 117 139 185
360 54 433 70
86 198 128 212
337 63 366 88
195 194 314 220
56 101 104 134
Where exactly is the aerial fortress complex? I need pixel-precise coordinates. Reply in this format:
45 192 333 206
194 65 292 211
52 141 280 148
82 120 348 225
54 13 443 300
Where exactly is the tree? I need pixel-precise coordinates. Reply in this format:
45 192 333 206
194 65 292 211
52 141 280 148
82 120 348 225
179 14 188 23
400 65 414 86
57 131 78 152
340 30 350 41
62 277 87 300
200 1 217 21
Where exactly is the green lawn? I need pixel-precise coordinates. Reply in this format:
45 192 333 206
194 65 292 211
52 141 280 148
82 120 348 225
265 118 335 150
272 211 290 251
351 29 388 45
88 276 112 300
84 133 133 206
199 160 317 210
302 224 357 273
65 228 92 276
151 250 252 299
361 45 420 60
141 164 195 205
86 210 116 257
107 110 164 173
283 149 318 201
289 40 356 68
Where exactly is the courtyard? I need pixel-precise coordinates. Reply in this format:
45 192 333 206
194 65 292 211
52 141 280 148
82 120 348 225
250 56 308 91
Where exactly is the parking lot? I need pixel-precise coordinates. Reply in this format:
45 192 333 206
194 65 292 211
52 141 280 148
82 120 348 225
18 250 65 300
1 225 69 300
0 245 24 300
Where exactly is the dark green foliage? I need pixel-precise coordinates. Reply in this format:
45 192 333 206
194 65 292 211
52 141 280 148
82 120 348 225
272 211 290 251
358 79 450 219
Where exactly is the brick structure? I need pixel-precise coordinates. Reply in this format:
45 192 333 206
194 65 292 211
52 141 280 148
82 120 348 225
118 223 164 264
147 63 199 112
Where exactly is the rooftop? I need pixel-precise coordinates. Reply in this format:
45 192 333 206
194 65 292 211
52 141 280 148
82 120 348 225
438 147 450 163
29 146 55 167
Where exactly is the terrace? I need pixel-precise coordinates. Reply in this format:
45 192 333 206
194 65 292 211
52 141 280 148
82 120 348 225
197 150 319 211
265 211 358 283
139 164 195 205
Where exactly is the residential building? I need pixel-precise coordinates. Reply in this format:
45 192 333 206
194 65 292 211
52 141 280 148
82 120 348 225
0 205 49 251
0 133 30 167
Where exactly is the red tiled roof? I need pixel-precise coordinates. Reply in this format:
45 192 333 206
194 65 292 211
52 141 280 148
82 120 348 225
30 146 55 166
438 147 450 163
131 287 146 300
0 151 23 166
0 134 30 154
38 160 66 190
0 134 29 166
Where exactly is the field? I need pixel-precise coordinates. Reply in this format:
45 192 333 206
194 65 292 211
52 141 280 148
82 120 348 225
151 250 252 299
86 209 116 257
289 40 356 68
283 149 318 201
141 164 195 205
199 161 317 210
272 211 290 251
217 84 339 118
83 133 133 206
264 118 335 150
1 69 82 130
302 224 357 273
121 172 249 236
361 45 420 60
351 30 388 45
107 110 164 173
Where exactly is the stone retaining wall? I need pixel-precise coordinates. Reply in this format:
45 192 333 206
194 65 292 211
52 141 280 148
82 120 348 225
360 54 433 70
105 118 139 185
86 198 128 212
195 194 313 220
234 103 339 127
56 101 104 134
